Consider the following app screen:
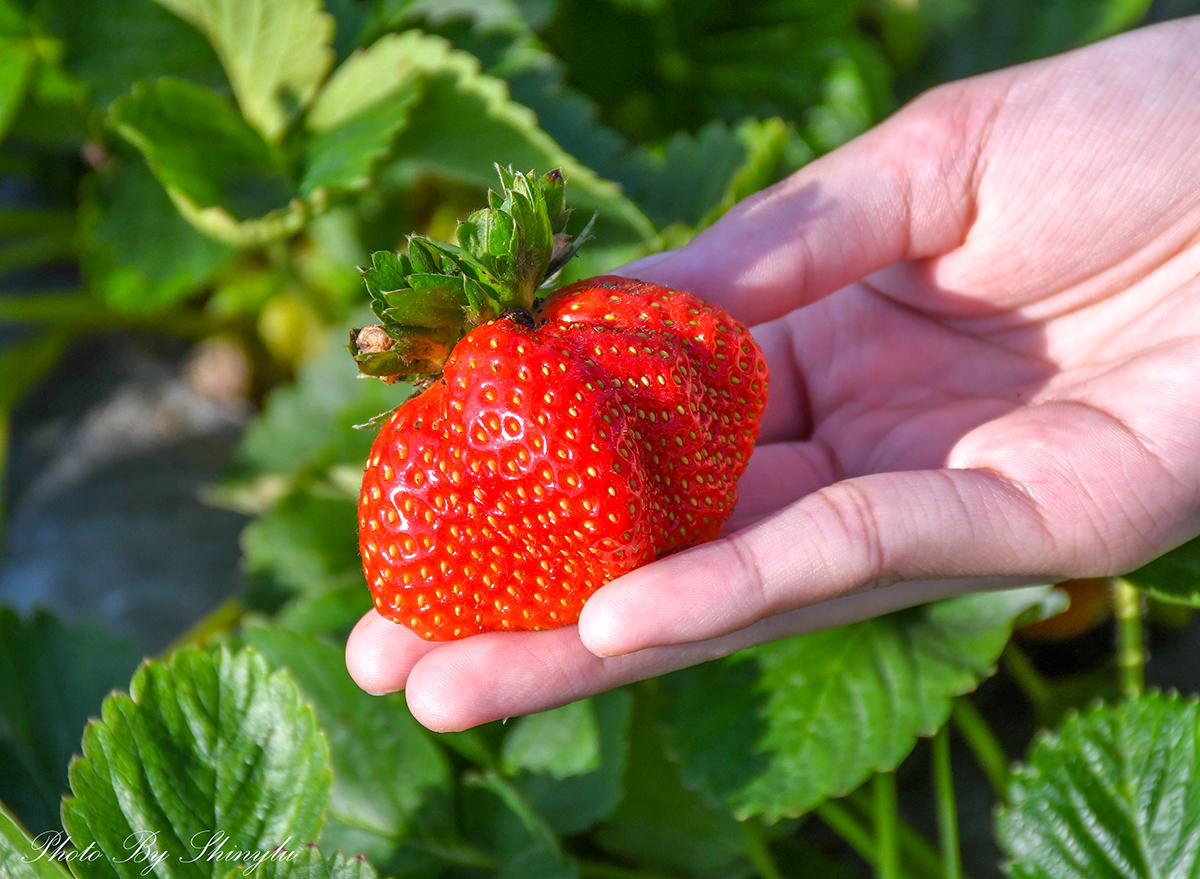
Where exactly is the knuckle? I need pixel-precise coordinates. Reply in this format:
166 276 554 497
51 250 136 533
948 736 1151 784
810 481 893 589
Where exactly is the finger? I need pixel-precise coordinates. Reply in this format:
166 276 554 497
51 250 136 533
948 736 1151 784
627 84 1005 326
578 466 1055 656
402 576 1029 731
345 610 439 694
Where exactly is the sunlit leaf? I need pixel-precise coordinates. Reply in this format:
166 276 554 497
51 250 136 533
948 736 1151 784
0 36 36 144
109 78 307 246
79 155 234 313
996 692 1200 879
62 647 331 879
153 0 335 142
376 31 655 247
0 801 71 879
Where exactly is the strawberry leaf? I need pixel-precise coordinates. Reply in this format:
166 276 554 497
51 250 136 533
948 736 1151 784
37 0 224 110
590 688 751 878
996 692 1200 879
220 846 378 879
1121 538 1200 607
619 117 799 231
660 586 1053 821
242 627 458 874
153 0 335 143
0 609 141 837
61 646 331 879
79 155 235 314
0 800 71 879
375 31 655 252
300 33 432 198
461 772 578 879
109 78 307 246
501 690 632 835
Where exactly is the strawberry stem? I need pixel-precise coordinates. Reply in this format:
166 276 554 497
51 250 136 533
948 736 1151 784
349 166 593 383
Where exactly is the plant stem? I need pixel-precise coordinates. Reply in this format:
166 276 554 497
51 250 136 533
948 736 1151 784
845 790 946 878
1001 643 1052 716
1113 577 1145 698
742 820 783 879
950 698 1009 796
874 772 901 879
815 800 878 866
930 727 962 879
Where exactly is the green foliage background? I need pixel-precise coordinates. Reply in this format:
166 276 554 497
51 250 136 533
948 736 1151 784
3 1 1200 877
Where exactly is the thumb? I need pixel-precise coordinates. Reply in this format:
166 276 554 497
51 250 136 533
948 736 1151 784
626 80 1005 326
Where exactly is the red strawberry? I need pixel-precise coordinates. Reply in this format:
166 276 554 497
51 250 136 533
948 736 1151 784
352 168 767 640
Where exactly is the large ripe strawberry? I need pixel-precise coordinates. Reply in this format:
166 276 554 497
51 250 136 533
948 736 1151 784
351 167 767 640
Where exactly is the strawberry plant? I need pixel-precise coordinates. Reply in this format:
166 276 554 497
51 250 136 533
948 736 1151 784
3 1 1200 878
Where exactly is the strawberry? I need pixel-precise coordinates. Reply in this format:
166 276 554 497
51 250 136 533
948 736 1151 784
351 167 767 640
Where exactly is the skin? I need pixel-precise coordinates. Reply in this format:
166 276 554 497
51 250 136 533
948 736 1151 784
346 18 1200 732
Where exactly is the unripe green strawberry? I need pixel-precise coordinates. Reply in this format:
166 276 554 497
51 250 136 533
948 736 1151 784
352 168 767 640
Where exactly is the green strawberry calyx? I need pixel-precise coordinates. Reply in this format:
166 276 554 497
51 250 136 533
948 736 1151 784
349 165 594 385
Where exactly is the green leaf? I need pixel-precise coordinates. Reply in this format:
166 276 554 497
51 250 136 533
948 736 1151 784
543 0 892 150
501 690 631 835
592 687 751 878
79 155 235 314
1122 539 1200 607
301 33 437 198
242 627 456 872
0 36 36 144
221 846 378 879
62 646 332 879
661 586 1053 821
462 773 577 879
377 31 655 247
109 78 306 246
0 800 71 879
301 81 421 198
154 0 335 142
0 609 141 837
37 0 224 110
996 692 1200 879
620 118 794 231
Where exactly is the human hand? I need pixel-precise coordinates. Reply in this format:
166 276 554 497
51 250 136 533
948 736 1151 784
347 17 1200 731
